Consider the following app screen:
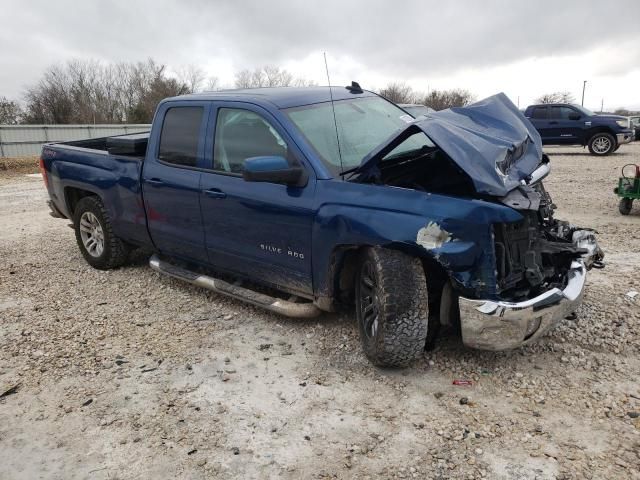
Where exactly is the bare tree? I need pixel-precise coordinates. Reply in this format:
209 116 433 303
422 89 475 111
378 82 416 104
23 58 190 124
535 91 575 104
205 76 220 91
176 65 207 93
293 77 317 87
0 97 23 124
234 65 313 88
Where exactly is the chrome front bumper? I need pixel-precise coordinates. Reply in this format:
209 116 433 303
459 261 586 350
617 132 633 145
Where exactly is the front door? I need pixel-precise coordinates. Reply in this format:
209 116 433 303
199 103 316 296
547 105 583 144
142 102 210 262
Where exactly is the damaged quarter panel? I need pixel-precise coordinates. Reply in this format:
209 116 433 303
312 179 523 302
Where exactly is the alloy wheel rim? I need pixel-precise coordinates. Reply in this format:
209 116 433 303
593 137 611 154
359 261 380 339
79 212 104 257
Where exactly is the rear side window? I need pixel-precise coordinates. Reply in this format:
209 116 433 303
531 107 547 119
158 106 204 166
549 106 576 119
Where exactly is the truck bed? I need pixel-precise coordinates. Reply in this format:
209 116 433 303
61 132 149 157
42 134 152 248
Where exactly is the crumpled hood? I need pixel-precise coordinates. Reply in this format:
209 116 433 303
356 93 544 197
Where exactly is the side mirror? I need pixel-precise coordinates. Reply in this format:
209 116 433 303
568 113 581 121
242 156 307 187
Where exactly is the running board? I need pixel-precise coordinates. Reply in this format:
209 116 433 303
149 255 321 319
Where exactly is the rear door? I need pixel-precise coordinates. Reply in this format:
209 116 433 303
527 106 551 143
142 101 210 262
198 102 316 296
548 105 582 144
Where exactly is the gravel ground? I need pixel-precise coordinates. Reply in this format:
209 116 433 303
1 144 639 479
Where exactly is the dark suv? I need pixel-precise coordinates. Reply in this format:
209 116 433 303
524 103 634 155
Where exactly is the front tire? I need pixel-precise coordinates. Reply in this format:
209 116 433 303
619 198 633 215
73 196 129 269
355 248 429 367
587 133 616 156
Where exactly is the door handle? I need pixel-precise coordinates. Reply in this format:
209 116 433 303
203 188 227 199
549 121 558 125
146 178 164 186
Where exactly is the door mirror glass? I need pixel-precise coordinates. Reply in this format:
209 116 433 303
568 113 581 121
242 156 307 187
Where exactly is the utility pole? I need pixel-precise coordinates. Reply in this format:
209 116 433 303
517 96 520 108
600 98 604 113
581 80 587 106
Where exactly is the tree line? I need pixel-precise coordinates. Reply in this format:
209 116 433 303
377 82 475 111
0 65 477 125
4 57 632 124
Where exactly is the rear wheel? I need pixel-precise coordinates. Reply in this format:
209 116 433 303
355 248 429 367
73 196 129 269
587 133 616 156
619 198 633 215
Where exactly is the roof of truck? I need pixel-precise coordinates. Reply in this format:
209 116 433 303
165 86 378 109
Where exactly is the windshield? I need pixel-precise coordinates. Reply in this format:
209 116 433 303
573 104 595 116
285 96 433 176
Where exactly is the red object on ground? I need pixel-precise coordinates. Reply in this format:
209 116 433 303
452 379 473 386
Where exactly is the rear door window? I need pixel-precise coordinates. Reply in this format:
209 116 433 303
158 106 204 167
549 106 576 120
531 107 547 119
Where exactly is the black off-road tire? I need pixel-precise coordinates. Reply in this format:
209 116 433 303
587 132 616 156
73 196 129 270
355 248 429 367
619 198 633 215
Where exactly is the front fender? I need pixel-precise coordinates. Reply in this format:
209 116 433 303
312 181 522 301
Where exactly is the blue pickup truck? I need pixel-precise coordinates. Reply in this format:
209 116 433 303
524 103 634 155
41 87 603 367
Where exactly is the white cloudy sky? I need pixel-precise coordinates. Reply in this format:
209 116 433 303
2 0 640 110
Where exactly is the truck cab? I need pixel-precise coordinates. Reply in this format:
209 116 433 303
524 103 634 155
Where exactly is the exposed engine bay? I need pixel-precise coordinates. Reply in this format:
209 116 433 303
493 180 603 301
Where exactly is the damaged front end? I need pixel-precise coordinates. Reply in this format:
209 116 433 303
460 170 604 350
349 93 604 351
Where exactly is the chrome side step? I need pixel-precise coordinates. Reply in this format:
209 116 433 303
149 255 321 319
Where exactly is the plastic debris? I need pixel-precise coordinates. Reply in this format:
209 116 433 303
452 379 473 386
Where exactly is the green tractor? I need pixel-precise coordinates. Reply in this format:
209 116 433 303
615 164 640 215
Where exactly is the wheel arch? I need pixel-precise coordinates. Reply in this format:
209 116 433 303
64 185 102 216
585 126 617 145
323 243 450 311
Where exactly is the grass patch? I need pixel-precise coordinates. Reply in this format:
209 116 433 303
0 156 40 176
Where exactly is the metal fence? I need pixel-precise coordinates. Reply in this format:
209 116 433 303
0 124 151 158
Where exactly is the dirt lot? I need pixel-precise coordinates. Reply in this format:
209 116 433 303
1 145 639 480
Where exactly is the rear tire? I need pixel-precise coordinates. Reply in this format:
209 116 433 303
73 196 129 270
619 198 633 215
587 133 616 156
355 248 429 367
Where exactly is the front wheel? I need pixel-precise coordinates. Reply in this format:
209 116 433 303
587 133 616 156
356 248 429 367
73 196 129 269
619 198 633 215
